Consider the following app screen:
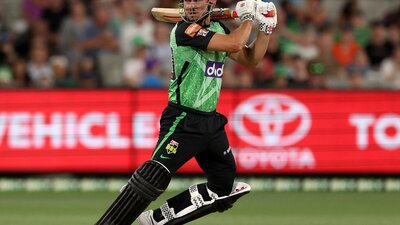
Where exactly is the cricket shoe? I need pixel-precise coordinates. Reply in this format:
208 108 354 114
137 210 158 225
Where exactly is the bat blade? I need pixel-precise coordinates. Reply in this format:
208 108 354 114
151 8 238 23
151 7 275 23
151 8 184 23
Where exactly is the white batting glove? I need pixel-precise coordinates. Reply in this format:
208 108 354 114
236 0 256 22
255 1 277 34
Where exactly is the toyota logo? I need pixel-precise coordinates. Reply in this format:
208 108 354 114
231 94 311 147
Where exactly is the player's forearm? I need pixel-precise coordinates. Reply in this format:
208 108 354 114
244 31 270 67
208 20 253 53
228 0 256 52
228 20 253 50
237 0 276 67
219 21 253 53
232 31 270 68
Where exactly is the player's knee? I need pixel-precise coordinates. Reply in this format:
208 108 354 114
229 162 237 181
128 160 172 201
226 152 237 183
209 166 236 197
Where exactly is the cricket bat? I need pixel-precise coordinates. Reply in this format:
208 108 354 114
151 7 274 23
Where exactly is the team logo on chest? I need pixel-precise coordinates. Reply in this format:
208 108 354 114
166 140 179 154
196 28 209 37
205 61 224 78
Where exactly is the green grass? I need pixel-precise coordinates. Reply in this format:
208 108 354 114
1 191 400 225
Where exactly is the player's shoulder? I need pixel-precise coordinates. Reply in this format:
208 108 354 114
175 21 204 38
211 20 231 34
174 21 216 50
175 20 230 37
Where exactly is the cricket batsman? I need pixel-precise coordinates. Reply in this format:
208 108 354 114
95 0 277 224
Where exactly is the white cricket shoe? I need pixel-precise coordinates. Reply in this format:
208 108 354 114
137 210 157 225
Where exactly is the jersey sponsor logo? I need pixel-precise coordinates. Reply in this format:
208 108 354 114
185 23 202 38
196 28 209 37
205 61 224 78
166 140 179 154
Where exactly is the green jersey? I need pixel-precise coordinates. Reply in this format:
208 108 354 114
168 21 230 112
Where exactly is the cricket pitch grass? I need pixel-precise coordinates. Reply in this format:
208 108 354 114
1 191 399 225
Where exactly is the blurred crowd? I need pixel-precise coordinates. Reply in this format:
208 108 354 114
0 0 399 89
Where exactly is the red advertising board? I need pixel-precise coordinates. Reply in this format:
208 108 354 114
0 90 135 173
0 90 400 174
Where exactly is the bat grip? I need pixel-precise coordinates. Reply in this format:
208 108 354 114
230 10 274 19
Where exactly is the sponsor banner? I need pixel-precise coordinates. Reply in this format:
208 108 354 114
0 90 400 174
0 90 135 173
226 91 400 173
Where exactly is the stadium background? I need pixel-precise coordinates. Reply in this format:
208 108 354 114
1 0 400 225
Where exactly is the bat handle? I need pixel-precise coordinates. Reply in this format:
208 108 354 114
231 10 274 19
232 11 238 18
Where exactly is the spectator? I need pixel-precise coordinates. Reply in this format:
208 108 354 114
234 63 254 89
147 22 172 80
41 0 69 46
123 44 146 88
21 0 48 25
266 30 282 63
27 41 54 88
78 56 98 88
332 27 360 67
111 0 137 34
345 50 371 89
0 56 12 87
272 62 290 89
387 23 400 46
51 55 78 88
315 27 338 76
301 0 329 30
11 59 30 88
155 0 178 8
251 57 275 88
365 20 394 69
14 18 51 59
59 1 91 75
79 3 119 59
350 10 371 47
280 0 302 32
307 61 326 89
383 5 400 27
380 46 400 89
294 26 319 61
120 10 154 57
141 58 165 88
338 0 360 28
289 55 310 88
0 34 18 65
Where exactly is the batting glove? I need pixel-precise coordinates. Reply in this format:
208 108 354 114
236 0 256 22
256 1 277 34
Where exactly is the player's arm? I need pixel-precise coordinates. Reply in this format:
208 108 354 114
207 0 255 53
228 31 271 68
207 21 253 53
228 2 277 68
